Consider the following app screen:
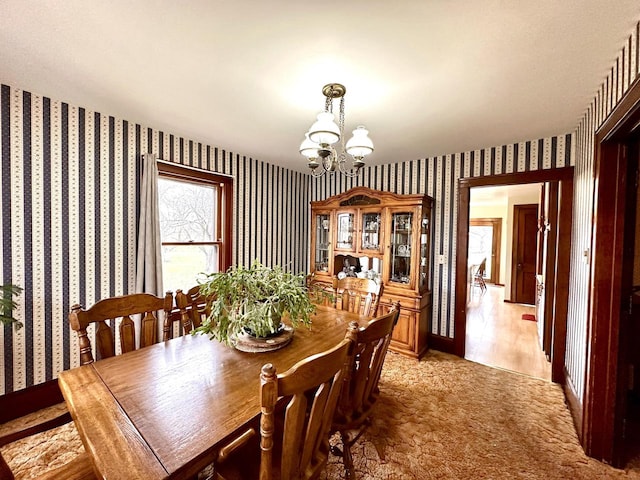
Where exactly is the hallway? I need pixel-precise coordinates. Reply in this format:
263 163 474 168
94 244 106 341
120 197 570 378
465 284 551 380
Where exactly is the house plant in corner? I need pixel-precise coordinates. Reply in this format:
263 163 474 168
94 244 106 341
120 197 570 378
194 261 316 351
1 284 23 330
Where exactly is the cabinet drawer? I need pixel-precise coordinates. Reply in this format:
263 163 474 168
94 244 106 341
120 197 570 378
380 295 419 311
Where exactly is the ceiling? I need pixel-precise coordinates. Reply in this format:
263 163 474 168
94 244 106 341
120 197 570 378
1 2 638 173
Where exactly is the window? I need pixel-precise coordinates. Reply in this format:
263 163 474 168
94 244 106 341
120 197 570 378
468 218 502 283
157 162 232 293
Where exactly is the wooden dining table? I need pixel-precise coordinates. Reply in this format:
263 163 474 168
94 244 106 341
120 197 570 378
58 305 368 479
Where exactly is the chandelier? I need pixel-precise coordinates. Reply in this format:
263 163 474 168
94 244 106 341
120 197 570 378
299 83 374 177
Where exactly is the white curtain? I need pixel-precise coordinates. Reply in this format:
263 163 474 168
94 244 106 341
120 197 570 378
135 152 164 296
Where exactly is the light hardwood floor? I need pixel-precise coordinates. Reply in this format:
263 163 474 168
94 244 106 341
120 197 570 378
465 284 551 381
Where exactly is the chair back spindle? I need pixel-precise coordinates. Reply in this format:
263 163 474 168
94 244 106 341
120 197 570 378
185 284 212 328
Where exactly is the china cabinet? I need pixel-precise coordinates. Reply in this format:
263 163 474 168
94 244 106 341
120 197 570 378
310 187 433 358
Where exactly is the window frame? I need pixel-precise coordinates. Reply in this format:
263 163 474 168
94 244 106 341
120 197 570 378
157 161 233 273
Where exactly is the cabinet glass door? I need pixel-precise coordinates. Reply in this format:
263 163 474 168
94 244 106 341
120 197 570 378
335 212 355 250
390 212 413 284
419 210 431 289
360 211 382 251
314 213 330 273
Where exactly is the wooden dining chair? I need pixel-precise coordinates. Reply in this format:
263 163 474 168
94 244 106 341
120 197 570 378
69 292 174 365
473 258 487 293
183 284 212 329
331 302 401 479
163 289 197 341
214 324 358 480
334 277 384 318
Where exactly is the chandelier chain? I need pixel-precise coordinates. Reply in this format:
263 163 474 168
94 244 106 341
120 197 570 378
338 97 345 135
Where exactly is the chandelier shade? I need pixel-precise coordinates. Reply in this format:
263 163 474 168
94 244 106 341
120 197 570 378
299 133 319 158
345 126 374 158
300 83 373 177
308 112 340 145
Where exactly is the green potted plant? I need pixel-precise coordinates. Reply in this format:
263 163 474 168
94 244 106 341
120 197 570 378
1 284 23 330
195 261 316 346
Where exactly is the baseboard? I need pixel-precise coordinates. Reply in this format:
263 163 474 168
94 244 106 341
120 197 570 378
0 379 64 423
428 333 455 354
563 366 583 440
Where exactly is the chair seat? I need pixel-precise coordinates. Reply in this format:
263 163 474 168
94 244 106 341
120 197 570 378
1 438 94 480
0 404 71 448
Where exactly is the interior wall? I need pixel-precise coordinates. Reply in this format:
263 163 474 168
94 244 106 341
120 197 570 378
468 203 508 284
311 137 573 340
0 83 310 395
565 21 640 405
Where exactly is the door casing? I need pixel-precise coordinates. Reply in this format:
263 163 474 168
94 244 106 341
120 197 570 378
454 167 574 385
584 76 640 466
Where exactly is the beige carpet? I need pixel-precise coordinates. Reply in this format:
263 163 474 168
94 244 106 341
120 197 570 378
3 350 640 479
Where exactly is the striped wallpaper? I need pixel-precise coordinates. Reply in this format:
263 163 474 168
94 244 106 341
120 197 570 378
0 84 309 394
564 21 640 404
311 136 573 340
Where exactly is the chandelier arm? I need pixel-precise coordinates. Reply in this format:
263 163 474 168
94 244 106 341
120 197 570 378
309 166 327 178
337 157 361 178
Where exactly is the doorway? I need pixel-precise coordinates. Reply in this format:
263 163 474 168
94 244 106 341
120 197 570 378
623 135 640 465
454 167 574 386
583 77 640 467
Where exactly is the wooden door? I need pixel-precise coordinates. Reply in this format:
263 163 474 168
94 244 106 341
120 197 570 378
511 204 538 305
542 182 559 357
618 136 640 466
